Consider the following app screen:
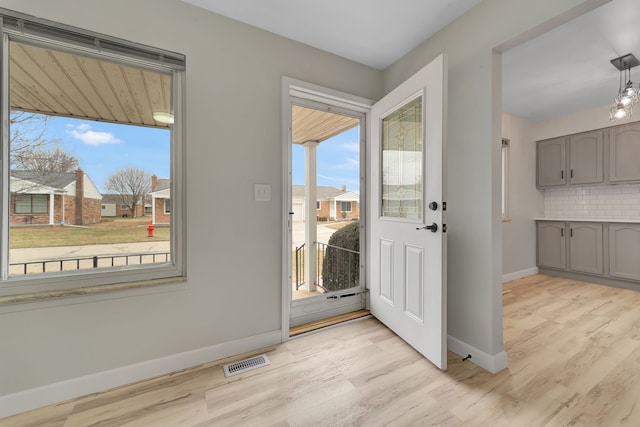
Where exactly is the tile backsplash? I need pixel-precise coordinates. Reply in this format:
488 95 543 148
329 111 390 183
544 184 640 219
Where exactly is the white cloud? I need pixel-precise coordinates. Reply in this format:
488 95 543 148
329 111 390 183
67 124 122 146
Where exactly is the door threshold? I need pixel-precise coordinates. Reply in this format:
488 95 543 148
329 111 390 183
289 309 371 337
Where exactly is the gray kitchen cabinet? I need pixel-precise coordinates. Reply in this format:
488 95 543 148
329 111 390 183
569 130 603 185
609 224 640 281
537 221 566 269
537 137 566 188
610 122 640 182
568 222 603 275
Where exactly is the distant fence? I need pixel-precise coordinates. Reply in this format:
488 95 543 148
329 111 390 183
10 252 171 275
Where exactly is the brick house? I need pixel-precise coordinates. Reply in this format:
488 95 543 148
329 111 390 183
10 168 102 225
150 175 170 225
101 194 148 218
292 185 360 222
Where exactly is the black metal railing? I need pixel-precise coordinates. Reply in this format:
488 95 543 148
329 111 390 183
317 242 359 291
10 252 171 276
294 243 305 290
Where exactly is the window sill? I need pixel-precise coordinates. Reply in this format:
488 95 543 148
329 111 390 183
0 276 187 307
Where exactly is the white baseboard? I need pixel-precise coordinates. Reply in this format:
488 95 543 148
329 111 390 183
502 267 538 283
448 335 508 374
0 329 282 419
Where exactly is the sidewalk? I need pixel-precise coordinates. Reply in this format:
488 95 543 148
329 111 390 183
10 241 171 263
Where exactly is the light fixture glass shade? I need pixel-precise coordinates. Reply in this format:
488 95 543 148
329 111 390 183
152 112 174 124
609 101 632 121
619 82 639 106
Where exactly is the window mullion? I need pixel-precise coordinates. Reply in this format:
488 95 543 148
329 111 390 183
0 31 9 280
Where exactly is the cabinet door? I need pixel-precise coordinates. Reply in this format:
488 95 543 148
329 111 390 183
568 222 603 275
537 137 566 187
570 130 603 185
537 222 566 269
609 224 640 281
610 123 640 182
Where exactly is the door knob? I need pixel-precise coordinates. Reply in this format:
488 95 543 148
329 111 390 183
428 201 438 211
416 222 438 233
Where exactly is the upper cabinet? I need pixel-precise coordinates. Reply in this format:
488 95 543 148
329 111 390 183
537 129 604 188
537 137 566 187
569 130 603 185
610 122 640 183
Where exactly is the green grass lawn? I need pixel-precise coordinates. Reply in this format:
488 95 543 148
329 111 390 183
10 217 170 249
324 221 353 231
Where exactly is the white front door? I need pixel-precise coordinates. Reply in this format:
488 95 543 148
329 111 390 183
369 54 447 369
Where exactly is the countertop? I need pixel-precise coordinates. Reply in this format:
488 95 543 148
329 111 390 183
534 217 640 223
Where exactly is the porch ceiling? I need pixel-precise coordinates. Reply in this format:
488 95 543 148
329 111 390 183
292 105 359 145
10 41 171 128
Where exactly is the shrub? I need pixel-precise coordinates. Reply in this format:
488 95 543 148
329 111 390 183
322 221 360 291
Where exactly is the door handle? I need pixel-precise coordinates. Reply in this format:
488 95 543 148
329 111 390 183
416 222 438 233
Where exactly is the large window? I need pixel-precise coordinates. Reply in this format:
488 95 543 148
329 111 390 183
0 10 185 296
14 194 48 214
341 201 352 212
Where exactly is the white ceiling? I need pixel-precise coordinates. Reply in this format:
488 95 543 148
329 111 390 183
182 0 640 122
181 0 481 70
503 0 640 122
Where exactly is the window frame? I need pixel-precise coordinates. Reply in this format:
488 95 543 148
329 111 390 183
501 138 510 221
164 199 171 214
341 201 352 212
0 9 186 298
316 200 321 210
14 194 48 214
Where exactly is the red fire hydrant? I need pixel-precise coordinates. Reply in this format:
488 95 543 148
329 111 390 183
147 221 154 237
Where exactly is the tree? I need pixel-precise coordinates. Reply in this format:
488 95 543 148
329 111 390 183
9 111 80 191
10 111 54 168
104 167 152 218
13 146 79 173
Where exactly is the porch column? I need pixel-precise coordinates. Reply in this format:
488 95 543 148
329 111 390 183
303 141 318 291
49 192 54 225
152 195 156 225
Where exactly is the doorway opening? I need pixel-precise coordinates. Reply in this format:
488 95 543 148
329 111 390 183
285 89 368 330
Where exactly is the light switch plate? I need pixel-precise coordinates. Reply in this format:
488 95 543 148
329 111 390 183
254 183 271 201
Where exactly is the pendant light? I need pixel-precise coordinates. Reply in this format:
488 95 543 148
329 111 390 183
609 54 640 121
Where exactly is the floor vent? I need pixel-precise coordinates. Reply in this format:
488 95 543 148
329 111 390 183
223 354 271 377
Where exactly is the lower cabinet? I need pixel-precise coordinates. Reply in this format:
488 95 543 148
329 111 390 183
568 222 603 275
537 221 640 288
609 224 640 281
537 221 566 269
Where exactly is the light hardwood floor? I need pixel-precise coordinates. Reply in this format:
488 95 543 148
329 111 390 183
2 274 640 426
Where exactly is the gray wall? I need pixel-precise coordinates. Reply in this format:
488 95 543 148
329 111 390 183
0 0 382 397
383 0 604 357
0 0 605 403
501 113 544 279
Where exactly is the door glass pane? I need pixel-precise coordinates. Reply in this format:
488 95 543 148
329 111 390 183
381 96 423 219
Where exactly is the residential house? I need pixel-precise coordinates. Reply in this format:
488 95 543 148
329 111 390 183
150 174 170 225
0 0 631 423
292 185 359 221
10 168 102 225
101 194 147 218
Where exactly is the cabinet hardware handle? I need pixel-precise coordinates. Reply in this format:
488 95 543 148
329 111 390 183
561 170 564 179
561 228 564 237
571 169 574 178
570 228 573 237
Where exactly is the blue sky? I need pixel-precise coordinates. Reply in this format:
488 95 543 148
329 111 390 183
292 126 361 194
17 113 359 194
27 115 170 192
